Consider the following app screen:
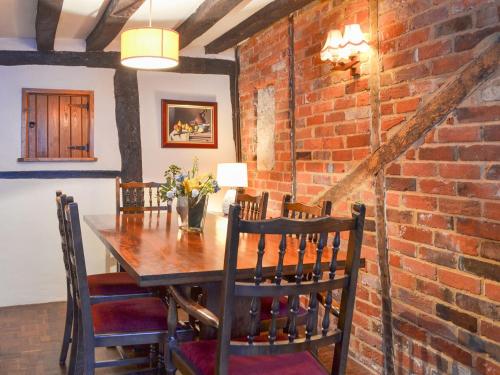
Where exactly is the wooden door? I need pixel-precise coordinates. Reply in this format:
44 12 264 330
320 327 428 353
21 89 95 161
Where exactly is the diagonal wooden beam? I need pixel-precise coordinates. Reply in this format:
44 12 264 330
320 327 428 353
36 0 64 51
176 0 246 50
312 32 500 205
86 0 145 52
204 0 316 54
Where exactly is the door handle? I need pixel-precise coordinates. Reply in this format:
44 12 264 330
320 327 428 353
68 144 89 152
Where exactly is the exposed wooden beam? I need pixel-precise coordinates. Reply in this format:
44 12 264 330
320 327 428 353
288 15 297 200
35 0 64 51
114 69 142 182
177 0 246 50
86 0 145 52
311 32 500 205
0 51 235 75
204 0 315 54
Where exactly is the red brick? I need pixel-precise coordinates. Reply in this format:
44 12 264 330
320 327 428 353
434 231 480 256
476 356 500 375
438 163 481 179
456 218 500 241
402 162 437 177
485 281 500 303
306 114 324 126
481 320 500 343
396 27 430 49
389 238 417 256
457 182 499 200
381 103 393 115
396 287 433 313
431 52 472 75
334 97 355 110
417 212 453 229
418 247 457 269
331 149 352 161
484 202 500 221
335 123 356 135
346 134 370 148
402 257 437 280
381 22 407 40
419 146 457 161
403 194 437 211
393 318 427 342
386 208 414 224
481 241 500 262
418 313 455 341
386 163 401 176
419 179 456 196
435 15 473 37
391 268 417 289
410 6 448 29
437 126 481 143
459 145 500 161
437 268 481 294
456 106 500 123
438 197 481 217
416 278 454 303
322 136 343 149
394 65 429 83
395 97 420 113
383 50 414 70
430 336 472 366
418 39 452 60
380 84 410 101
483 124 500 141
401 225 433 245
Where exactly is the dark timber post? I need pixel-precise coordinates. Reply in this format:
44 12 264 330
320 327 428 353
369 0 395 373
288 15 297 200
232 47 242 162
114 69 143 183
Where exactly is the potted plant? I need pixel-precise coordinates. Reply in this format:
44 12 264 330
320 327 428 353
160 158 220 232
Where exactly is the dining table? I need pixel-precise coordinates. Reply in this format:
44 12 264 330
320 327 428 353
84 210 364 338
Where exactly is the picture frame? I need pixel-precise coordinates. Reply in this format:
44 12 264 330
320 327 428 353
161 99 218 149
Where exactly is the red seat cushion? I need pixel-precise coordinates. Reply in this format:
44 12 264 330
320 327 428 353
88 272 148 296
260 297 307 321
178 339 328 375
92 297 167 334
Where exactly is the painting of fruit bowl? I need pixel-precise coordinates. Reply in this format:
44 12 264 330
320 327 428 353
161 99 218 149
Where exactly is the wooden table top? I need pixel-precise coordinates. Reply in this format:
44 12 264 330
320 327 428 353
85 212 357 287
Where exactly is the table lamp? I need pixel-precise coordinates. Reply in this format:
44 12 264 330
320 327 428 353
217 163 248 215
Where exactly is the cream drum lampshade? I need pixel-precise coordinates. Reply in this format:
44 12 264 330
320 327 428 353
121 28 179 70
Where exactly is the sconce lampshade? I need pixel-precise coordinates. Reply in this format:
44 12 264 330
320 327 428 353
320 29 343 61
342 24 369 54
121 28 179 70
321 24 368 62
217 163 248 188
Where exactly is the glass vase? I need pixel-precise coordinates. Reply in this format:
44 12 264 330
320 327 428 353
176 195 208 232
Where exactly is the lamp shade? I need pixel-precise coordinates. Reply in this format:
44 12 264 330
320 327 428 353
320 29 343 62
342 24 369 54
121 28 179 70
217 163 248 188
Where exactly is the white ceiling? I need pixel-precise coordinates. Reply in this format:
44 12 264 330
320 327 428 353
0 0 275 56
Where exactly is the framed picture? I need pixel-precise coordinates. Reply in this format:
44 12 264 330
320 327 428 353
161 99 218 149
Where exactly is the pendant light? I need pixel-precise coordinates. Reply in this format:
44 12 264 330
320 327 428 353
120 0 179 70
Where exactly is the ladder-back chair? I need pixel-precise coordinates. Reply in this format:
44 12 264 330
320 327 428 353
116 177 170 214
167 202 366 375
55 192 154 367
235 191 269 220
62 196 173 373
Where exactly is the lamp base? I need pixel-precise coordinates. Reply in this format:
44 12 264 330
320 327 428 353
222 189 237 215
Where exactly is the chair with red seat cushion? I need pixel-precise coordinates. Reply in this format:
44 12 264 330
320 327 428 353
59 195 175 373
55 192 155 366
167 202 366 375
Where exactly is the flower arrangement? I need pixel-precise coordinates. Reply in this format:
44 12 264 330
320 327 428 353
160 157 220 203
160 158 220 232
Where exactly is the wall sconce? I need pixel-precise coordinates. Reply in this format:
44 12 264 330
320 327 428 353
320 24 368 75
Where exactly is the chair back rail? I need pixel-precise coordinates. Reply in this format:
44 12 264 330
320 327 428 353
116 177 169 214
215 202 366 375
235 191 269 220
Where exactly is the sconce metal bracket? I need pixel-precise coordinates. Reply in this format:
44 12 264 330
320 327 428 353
331 56 360 75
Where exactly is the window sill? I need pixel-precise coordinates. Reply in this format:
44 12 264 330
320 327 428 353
17 157 98 162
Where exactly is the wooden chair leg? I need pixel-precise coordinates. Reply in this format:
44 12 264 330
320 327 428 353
59 283 73 365
68 304 79 375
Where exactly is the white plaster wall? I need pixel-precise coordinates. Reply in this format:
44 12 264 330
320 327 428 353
0 66 236 307
138 71 236 212
0 65 119 307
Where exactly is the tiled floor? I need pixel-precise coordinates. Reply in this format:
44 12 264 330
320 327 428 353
0 302 370 374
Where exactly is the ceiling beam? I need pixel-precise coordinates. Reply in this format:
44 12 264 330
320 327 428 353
204 0 315 54
86 0 145 52
0 50 235 75
176 0 246 50
35 0 64 51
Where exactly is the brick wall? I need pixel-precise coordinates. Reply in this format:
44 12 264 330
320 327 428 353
238 0 499 373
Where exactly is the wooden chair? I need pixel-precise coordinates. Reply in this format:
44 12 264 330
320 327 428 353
55 192 155 367
61 195 176 373
116 177 170 214
167 202 366 375
235 191 269 220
